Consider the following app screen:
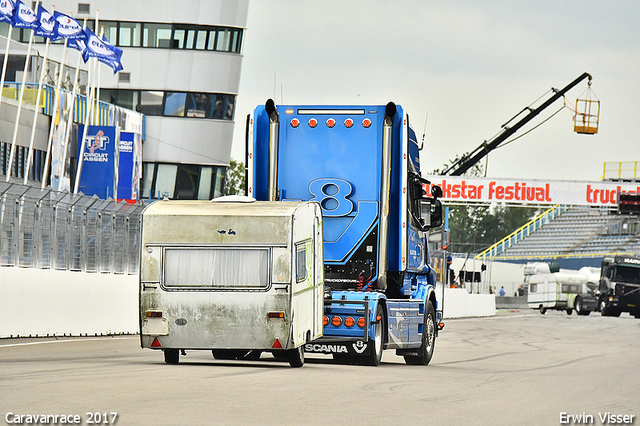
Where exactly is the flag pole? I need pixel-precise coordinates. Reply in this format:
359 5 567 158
6 0 40 182
41 39 68 189
24 5 54 184
0 25 13 111
57 16 85 192
73 10 99 194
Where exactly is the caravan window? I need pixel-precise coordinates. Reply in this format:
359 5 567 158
529 283 537 293
296 244 307 283
163 248 269 289
561 284 582 294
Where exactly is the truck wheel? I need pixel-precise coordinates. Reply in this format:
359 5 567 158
575 298 583 314
365 304 385 366
286 346 304 368
404 301 436 366
566 309 573 315
164 349 180 364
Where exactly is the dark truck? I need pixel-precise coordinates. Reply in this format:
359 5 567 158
598 255 640 318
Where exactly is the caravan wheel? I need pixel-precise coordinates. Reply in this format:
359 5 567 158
539 306 547 315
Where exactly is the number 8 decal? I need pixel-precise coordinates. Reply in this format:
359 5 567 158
308 178 354 217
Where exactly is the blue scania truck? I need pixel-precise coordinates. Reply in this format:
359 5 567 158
246 100 444 366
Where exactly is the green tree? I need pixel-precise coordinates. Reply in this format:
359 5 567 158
224 159 246 195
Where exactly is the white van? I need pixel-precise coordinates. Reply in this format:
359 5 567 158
139 198 324 367
527 272 588 315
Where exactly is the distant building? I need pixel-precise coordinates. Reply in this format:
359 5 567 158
2 0 248 199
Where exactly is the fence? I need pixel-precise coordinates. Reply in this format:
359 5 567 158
0 181 144 274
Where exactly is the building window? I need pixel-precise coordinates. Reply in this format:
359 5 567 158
142 162 227 200
143 23 173 48
100 21 118 44
164 92 186 117
154 164 178 198
101 89 236 120
140 91 164 116
119 22 141 47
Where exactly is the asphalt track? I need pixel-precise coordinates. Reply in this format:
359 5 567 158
1 309 638 426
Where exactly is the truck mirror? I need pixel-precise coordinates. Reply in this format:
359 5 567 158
419 199 443 229
431 185 443 199
430 199 443 228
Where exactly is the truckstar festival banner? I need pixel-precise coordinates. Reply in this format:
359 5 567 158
423 175 640 207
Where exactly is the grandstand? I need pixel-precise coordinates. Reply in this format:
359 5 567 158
477 205 640 267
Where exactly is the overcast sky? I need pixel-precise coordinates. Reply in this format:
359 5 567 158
231 0 640 182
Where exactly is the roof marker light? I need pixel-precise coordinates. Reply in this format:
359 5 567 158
291 118 300 128
344 118 354 128
308 118 318 128
362 118 372 128
326 118 336 128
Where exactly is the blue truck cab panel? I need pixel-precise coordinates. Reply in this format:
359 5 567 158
247 100 443 365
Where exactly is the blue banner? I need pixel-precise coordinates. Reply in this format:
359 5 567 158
83 28 123 73
77 125 118 199
0 0 15 24
117 132 141 201
35 4 57 38
53 11 85 39
11 0 37 29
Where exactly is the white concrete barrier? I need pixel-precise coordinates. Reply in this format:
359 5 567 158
435 284 496 319
0 269 496 339
0 268 138 338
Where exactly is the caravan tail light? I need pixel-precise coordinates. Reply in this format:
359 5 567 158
268 311 285 319
146 310 162 318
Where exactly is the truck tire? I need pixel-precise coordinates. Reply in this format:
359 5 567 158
575 298 590 316
566 309 573 315
540 306 546 315
364 304 385 366
164 349 180 364
286 346 304 368
404 301 436 366
599 296 621 317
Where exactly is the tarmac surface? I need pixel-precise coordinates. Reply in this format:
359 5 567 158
1 309 639 426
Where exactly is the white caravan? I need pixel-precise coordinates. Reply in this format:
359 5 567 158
527 272 588 315
139 198 324 367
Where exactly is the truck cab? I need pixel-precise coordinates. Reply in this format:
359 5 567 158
247 100 443 365
598 255 640 317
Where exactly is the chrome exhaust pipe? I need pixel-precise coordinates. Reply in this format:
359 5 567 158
265 99 280 201
377 102 396 291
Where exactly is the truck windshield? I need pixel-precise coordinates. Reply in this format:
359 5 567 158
613 265 640 285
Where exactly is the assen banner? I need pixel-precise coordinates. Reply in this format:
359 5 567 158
117 132 141 201
423 175 640 207
77 125 118 199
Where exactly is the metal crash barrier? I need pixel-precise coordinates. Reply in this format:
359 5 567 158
0 181 143 274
